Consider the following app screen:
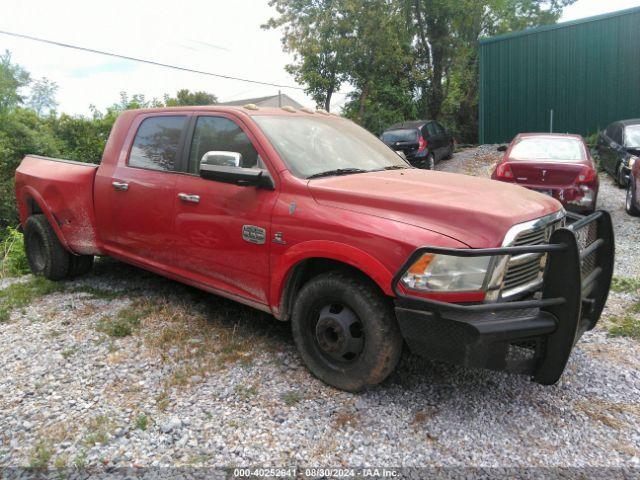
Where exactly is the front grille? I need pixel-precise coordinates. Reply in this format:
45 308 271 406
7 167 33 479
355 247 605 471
511 228 546 247
501 215 563 299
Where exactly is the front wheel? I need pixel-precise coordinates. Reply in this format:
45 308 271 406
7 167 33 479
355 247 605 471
291 272 403 392
626 179 640 216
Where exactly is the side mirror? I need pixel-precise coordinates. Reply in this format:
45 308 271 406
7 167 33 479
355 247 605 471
201 151 242 167
497 145 508 152
199 164 274 189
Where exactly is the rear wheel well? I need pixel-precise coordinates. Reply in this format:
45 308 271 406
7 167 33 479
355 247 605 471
278 258 387 322
26 197 43 216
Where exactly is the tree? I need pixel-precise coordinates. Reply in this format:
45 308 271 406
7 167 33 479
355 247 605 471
0 50 30 114
267 0 576 141
164 89 217 106
28 77 58 116
263 0 350 112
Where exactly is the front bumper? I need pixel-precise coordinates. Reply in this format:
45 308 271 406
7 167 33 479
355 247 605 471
393 210 614 384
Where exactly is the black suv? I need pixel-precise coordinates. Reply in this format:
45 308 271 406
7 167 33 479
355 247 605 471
596 119 640 187
380 120 454 169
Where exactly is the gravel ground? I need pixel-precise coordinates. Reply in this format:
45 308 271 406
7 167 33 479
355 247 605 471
0 146 638 471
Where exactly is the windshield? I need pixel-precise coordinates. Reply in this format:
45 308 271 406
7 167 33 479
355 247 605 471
253 115 409 179
509 137 585 161
381 129 418 143
625 125 640 148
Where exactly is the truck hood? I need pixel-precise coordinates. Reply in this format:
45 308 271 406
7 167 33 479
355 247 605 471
308 169 562 248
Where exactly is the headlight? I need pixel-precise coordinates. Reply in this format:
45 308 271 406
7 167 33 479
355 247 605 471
630 156 638 169
401 253 494 292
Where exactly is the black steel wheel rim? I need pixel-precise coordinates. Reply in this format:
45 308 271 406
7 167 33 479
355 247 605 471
312 302 364 364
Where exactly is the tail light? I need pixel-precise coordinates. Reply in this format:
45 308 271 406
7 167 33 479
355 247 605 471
418 135 427 152
495 162 514 181
577 166 596 185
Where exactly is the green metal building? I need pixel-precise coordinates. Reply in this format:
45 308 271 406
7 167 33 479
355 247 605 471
479 7 640 144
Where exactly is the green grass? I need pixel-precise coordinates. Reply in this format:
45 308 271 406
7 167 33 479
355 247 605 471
0 277 63 322
234 383 258 400
134 413 149 431
280 390 302 406
61 347 78 359
96 307 148 338
28 440 54 469
609 315 640 340
73 451 87 469
82 415 112 446
610 277 640 294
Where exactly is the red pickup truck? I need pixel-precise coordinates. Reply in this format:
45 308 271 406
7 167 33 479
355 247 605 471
15 106 614 391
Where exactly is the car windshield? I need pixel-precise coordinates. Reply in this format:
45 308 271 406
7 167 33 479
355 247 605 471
253 115 409 179
380 129 418 143
509 137 585 161
625 125 640 148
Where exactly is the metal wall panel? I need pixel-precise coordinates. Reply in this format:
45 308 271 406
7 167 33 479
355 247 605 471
479 7 640 144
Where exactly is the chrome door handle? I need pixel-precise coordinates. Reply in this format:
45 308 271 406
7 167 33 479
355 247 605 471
178 193 200 204
112 181 129 191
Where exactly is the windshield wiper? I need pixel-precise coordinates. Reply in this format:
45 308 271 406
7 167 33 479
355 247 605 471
307 168 369 179
382 165 409 170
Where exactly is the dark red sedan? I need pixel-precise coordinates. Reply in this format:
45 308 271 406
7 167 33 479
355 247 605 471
491 133 598 213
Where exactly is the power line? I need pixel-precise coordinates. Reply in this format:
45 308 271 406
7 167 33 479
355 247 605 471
0 29 306 91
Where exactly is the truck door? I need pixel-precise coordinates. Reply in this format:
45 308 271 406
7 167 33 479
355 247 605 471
94 114 190 266
172 114 278 305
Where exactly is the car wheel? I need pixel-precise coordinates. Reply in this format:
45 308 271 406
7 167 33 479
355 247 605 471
291 271 403 392
616 163 627 188
23 214 70 280
427 153 436 170
625 179 640 216
444 142 454 160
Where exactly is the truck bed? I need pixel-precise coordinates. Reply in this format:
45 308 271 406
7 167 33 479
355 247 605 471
15 155 102 255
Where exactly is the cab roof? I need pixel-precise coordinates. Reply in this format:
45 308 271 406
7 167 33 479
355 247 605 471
120 105 341 119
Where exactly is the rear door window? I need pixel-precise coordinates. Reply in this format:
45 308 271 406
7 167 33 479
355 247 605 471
381 129 418 143
187 116 260 173
128 116 188 171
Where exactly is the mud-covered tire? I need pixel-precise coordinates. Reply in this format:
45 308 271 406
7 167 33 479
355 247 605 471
24 214 70 280
68 254 94 278
291 271 403 392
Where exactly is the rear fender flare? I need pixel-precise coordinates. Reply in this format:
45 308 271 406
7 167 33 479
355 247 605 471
18 186 71 251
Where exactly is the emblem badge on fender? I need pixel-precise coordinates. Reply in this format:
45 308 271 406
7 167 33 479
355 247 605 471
242 225 266 244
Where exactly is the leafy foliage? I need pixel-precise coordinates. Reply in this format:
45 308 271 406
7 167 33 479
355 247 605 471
266 0 576 141
0 226 29 278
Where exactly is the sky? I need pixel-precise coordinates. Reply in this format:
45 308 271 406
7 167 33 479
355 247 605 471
1 0 639 116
